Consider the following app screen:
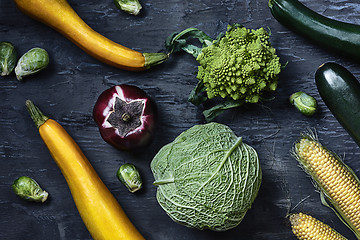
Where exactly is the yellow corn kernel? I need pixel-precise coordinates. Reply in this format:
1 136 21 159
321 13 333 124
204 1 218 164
290 213 347 240
294 135 360 238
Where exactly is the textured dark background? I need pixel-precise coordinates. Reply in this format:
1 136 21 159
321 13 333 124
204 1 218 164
1 0 360 239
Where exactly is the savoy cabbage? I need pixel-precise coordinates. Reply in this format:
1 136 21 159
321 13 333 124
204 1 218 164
150 122 262 231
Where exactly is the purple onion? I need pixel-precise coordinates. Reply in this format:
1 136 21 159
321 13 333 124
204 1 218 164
93 84 156 150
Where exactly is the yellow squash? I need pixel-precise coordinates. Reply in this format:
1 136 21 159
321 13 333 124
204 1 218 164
14 0 167 71
26 100 145 240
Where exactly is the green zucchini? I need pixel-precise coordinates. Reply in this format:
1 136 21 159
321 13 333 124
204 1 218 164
268 0 360 59
315 62 360 147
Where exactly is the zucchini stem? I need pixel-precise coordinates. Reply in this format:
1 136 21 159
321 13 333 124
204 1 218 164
143 52 169 68
25 100 49 128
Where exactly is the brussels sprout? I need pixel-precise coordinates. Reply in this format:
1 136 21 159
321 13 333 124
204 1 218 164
116 163 142 193
15 47 49 80
114 0 142 15
12 176 48 202
290 91 318 116
0 41 17 76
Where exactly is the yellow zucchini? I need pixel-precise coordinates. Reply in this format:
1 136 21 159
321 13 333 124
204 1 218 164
14 0 167 71
26 100 145 240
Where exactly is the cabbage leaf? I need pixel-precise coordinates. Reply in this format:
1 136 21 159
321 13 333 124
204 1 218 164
151 122 262 231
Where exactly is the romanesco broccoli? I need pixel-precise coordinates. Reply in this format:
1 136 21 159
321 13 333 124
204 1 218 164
166 24 283 121
196 25 281 103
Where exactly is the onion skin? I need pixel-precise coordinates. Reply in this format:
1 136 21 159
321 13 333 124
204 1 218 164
93 85 156 150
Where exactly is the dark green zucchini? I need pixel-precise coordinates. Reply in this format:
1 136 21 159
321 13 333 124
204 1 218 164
315 62 360 147
268 0 360 59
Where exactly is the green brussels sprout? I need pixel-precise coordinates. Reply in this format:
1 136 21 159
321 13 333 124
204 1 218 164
116 163 142 193
114 0 142 15
0 41 17 76
290 91 318 116
12 176 48 202
15 47 49 80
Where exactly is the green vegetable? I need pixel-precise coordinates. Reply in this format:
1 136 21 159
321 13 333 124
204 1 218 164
315 62 360 148
290 91 317 116
166 24 282 121
15 47 49 80
117 163 143 193
114 0 142 15
151 122 262 231
12 176 48 202
269 0 360 59
0 41 17 76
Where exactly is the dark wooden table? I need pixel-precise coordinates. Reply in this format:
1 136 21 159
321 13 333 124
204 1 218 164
1 0 360 239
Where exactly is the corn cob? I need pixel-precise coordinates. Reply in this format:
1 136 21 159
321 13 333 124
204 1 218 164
292 132 360 239
290 212 347 240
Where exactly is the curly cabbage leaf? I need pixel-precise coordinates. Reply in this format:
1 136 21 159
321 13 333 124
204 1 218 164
150 123 262 231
